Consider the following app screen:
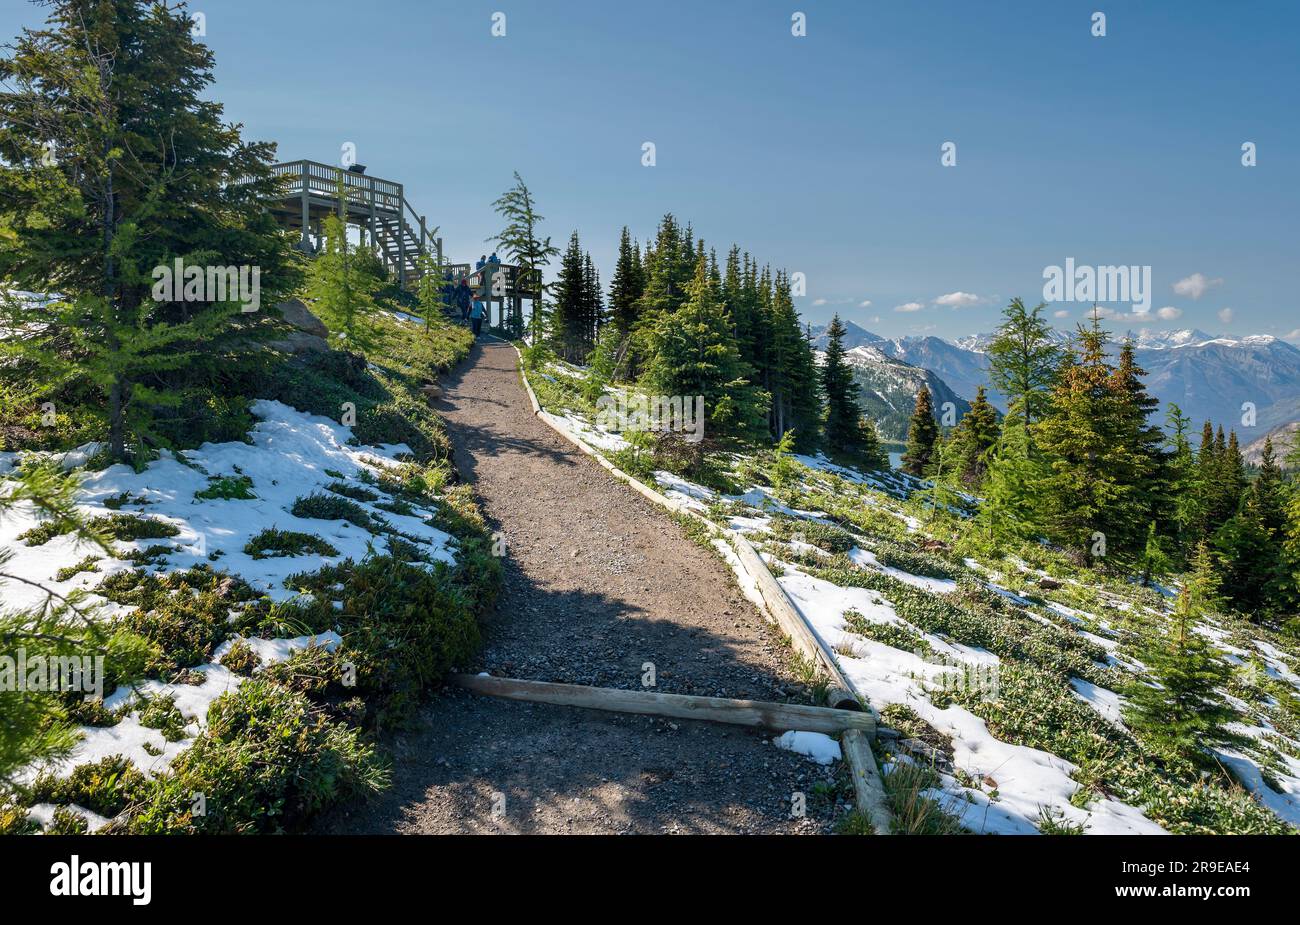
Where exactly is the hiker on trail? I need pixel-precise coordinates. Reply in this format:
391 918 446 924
469 298 485 338
488 252 500 265
475 255 486 270
454 278 472 321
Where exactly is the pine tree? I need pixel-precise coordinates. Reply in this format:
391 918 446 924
488 171 558 342
642 257 768 442
0 0 299 463
946 386 1000 488
901 385 938 476
1124 544 1239 764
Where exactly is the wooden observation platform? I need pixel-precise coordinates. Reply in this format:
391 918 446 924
266 160 539 329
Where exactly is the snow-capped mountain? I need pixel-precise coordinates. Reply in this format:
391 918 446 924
838 345 972 442
809 321 1300 436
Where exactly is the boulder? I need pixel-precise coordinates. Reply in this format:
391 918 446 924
275 298 328 338
267 330 329 354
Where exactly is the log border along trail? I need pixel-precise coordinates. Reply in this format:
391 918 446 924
318 339 879 834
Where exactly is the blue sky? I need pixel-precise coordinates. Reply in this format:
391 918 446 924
4 0 1297 339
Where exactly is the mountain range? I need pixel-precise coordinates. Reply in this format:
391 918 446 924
810 321 1300 442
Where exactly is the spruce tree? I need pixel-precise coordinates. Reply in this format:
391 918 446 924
946 385 1000 488
608 226 644 341
642 257 768 442
820 315 867 458
1124 544 1239 764
550 231 587 362
901 385 938 476
769 274 822 449
1033 318 1150 566
1164 404 1201 559
0 0 299 463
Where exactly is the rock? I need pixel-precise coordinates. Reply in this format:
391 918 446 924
267 330 330 354
1038 576 1063 590
422 383 442 399
275 298 329 338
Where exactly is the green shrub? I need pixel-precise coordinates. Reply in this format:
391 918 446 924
243 527 339 560
30 755 149 818
138 694 189 742
219 639 261 676
128 680 387 834
291 493 381 531
195 474 256 500
287 556 481 726
326 481 380 503
770 515 858 554
54 555 101 582
88 513 180 542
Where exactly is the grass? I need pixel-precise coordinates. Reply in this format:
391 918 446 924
243 527 339 560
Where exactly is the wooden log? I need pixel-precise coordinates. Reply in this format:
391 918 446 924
451 674 875 736
841 728 894 835
729 532 861 707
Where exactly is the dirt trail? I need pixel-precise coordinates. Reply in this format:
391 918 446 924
319 339 833 833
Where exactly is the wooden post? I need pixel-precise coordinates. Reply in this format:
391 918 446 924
397 183 407 290
299 163 310 252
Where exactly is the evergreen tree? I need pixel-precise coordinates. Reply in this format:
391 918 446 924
307 189 383 347
1033 318 1150 566
1164 404 1201 558
642 257 768 442
946 385 1000 488
550 231 587 363
986 298 1061 433
488 170 558 342
901 385 938 476
0 463 147 785
1124 544 1239 764
820 314 868 458
977 297 1060 537
0 0 299 462
607 226 644 341
768 274 821 449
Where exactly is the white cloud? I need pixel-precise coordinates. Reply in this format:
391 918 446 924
1284 328 1300 342
1172 272 1223 300
933 291 981 308
812 298 828 306
1218 306 1234 324
894 301 925 313
1156 306 1183 320
1053 309 1070 319
858 299 873 308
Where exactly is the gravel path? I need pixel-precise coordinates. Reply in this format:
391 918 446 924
319 339 836 834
